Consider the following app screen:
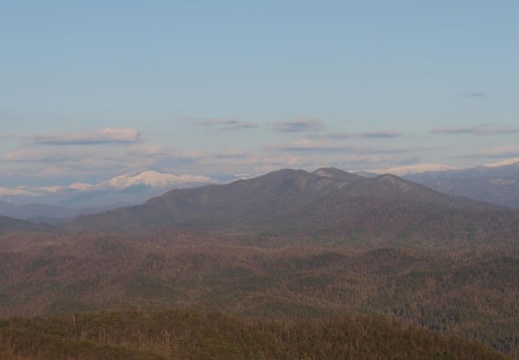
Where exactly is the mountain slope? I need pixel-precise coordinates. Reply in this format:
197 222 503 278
66 168 373 232
66 168 519 247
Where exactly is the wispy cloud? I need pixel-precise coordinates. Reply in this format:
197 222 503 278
322 131 401 139
213 150 250 159
484 145 519 156
191 118 258 130
359 131 401 139
2 150 80 162
272 118 325 133
271 139 351 153
268 138 405 154
464 92 486 97
197 150 306 175
1 145 201 182
430 124 519 136
28 128 140 145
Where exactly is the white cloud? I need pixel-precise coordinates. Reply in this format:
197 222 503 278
485 157 519 167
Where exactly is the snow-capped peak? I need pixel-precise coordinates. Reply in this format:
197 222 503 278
101 171 212 190
0 171 212 200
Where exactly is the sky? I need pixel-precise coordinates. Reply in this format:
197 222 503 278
1 1 519 187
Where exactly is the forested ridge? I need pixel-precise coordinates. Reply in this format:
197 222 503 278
0 309 511 359
1 230 518 358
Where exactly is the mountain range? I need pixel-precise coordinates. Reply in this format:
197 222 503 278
2 160 518 222
66 167 519 248
404 160 519 209
0 171 212 221
2 166 519 358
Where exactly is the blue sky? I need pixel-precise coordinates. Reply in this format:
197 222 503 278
1 1 519 187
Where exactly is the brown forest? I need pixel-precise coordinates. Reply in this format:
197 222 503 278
1 229 518 359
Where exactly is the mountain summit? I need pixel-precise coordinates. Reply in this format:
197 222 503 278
99 171 211 190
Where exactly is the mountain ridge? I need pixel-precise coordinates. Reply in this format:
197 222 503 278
405 161 519 208
0 171 213 219
66 168 519 248
0 214 55 235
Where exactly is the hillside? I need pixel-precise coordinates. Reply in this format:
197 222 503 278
0 215 54 235
0 309 510 360
1 231 518 357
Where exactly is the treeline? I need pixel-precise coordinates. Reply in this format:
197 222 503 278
0 309 511 360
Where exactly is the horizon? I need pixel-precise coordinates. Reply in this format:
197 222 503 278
1 157 519 196
2 1 519 187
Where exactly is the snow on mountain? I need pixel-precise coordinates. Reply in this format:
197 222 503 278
101 171 211 190
0 171 213 206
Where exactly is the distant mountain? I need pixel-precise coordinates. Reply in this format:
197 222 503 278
376 163 457 175
0 215 54 235
0 201 81 222
86 171 212 191
404 160 519 208
0 171 212 217
0 200 128 223
67 168 519 248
